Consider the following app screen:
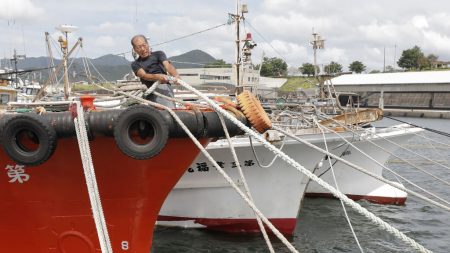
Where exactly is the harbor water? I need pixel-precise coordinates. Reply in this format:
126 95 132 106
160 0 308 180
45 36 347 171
152 117 450 253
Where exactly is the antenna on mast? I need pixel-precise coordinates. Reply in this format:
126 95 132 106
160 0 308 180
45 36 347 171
310 29 325 98
310 29 325 77
55 24 78 100
228 1 249 95
10 49 26 88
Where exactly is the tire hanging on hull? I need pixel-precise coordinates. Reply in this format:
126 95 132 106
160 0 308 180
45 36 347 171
1 114 58 166
113 105 169 160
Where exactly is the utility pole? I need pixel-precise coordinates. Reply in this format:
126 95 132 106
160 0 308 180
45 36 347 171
229 0 248 95
393 44 397 71
310 30 325 77
383 46 386 72
310 30 325 98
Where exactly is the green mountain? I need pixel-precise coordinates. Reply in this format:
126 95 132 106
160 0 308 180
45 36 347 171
92 54 130 66
0 50 218 82
169 49 216 69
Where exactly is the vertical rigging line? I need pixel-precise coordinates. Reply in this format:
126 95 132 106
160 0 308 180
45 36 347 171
135 0 138 23
21 25 27 55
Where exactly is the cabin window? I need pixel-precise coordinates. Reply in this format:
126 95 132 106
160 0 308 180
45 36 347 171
0 94 10 104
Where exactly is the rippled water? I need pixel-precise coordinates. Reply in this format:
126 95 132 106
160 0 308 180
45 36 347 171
152 117 450 253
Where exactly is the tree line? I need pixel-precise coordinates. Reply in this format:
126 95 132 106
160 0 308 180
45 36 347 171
257 45 445 77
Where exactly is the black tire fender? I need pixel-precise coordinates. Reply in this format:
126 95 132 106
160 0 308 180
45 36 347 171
1 114 57 166
114 105 169 159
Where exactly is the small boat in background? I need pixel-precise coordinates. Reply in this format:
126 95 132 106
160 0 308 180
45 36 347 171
0 78 17 109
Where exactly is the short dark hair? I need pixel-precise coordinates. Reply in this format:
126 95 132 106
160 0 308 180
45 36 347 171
131 34 148 47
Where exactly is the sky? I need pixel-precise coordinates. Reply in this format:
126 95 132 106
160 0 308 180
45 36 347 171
1 0 449 72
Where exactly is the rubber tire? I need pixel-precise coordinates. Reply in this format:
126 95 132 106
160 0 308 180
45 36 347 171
1 114 57 166
114 105 169 160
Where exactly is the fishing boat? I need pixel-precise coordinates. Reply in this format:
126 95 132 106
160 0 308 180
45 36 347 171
0 78 17 109
0 97 248 252
158 116 421 234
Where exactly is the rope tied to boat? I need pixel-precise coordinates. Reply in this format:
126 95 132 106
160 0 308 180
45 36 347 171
313 112 450 207
274 110 450 210
110 87 300 253
217 113 275 253
73 102 113 253
91 78 433 253
173 79 432 253
314 117 365 253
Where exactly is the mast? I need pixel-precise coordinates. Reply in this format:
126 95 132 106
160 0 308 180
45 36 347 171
60 32 70 99
56 24 78 100
10 49 26 88
34 32 82 102
45 32 58 89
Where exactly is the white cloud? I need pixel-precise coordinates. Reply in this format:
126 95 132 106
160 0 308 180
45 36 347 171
87 22 135 35
1 0 450 70
357 21 422 46
411 15 429 29
423 31 450 54
0 0 45 21
255 40 308 66
94 36 116 48
320 47 347 65
144 16 235 62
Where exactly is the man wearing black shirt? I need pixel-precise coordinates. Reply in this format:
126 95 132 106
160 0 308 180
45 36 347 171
130 34 180 108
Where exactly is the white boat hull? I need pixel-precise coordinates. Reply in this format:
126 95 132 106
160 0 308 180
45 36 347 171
158 125 420 234
305 127 411 204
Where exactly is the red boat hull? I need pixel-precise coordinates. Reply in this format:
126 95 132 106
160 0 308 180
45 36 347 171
158 215 297 235
0 137 207 252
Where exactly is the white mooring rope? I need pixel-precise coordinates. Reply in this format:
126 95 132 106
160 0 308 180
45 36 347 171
174 79 432 253
315 118 365 253
92 78 432 252
314 114 450 206
275 126 450 212
112 89 300 253
218 114 275 253
74 102 113 253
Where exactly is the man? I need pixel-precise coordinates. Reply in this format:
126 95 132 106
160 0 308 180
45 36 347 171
130 34 180 108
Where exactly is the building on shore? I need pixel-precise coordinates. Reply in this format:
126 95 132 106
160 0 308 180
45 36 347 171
177 67 287 99
178 68 259 90
330 70 450 110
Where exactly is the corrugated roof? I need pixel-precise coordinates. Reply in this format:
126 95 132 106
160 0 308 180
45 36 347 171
331 70 450 85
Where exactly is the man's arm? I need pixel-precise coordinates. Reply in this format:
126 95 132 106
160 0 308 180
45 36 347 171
135 68 168 83
162 60 180 79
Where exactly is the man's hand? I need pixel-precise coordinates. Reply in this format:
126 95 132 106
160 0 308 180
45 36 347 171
157 74 168 83
166 75 178 85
